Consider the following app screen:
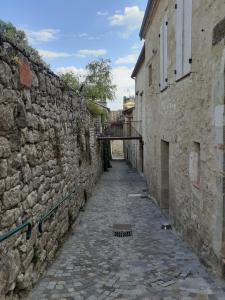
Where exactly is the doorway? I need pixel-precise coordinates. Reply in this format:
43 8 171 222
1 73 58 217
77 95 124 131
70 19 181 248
139 140 144 172
161 140 170 211
111 140 124 160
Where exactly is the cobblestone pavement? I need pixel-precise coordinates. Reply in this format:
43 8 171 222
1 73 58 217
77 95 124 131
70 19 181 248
27 161 225 300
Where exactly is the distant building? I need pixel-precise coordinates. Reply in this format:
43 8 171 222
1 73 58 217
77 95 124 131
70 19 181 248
109 110 125 159
110 110 123 123
123 96 135 110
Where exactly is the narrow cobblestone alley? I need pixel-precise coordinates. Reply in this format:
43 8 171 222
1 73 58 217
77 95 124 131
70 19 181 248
27 161 225 300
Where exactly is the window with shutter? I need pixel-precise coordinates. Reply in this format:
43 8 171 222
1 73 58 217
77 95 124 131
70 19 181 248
160 17 168 91
163 18 168 87
176 0 184 80
160 23 164 90
176 0 192 80
148 64 152 86
183 0 192 75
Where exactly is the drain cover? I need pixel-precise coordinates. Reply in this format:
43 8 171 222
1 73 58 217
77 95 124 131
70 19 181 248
113 224 132 237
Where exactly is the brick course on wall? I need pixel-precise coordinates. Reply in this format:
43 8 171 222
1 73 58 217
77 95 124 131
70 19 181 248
0 39 103 299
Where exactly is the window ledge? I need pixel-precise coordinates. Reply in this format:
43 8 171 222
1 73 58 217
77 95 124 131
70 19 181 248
192 181 200 190
175 72 191 83
160 86 168 93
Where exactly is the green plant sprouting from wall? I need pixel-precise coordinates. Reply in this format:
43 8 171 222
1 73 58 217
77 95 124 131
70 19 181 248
0 20 48 67
87 100 108 121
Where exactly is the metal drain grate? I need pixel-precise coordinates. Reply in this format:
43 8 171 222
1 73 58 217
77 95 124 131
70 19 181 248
113 224 132 237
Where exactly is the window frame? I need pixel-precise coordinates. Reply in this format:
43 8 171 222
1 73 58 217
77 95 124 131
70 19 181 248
160 16 168 91
175 0 193 81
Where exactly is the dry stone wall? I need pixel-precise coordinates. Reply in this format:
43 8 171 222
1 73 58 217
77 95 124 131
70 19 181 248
0 39 103 300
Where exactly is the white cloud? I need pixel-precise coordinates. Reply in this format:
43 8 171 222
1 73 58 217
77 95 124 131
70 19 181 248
97 11 108 16
87 36 101 41
77 49 107 58
115 54 137 65
108 66 134 110
25 29 60 42
76 33 101 41
109 6 144 38
131 43 140 51
78 33 88 38
56 66 87 80
38 49 71 59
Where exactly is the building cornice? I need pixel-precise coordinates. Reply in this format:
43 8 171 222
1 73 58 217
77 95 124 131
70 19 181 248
131 44 145 79
139 0 160 39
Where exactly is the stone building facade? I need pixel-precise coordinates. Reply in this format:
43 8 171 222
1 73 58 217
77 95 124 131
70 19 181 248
129 46 145 173
131 0 225 273
123 106 135 164
0 38 102 299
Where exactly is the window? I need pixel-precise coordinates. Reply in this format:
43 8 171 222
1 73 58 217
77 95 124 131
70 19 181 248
189 142 200 189
160 17 168 91
148 64 152 86
176 0 193 80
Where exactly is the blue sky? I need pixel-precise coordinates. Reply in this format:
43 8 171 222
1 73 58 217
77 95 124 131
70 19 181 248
0 0 147 109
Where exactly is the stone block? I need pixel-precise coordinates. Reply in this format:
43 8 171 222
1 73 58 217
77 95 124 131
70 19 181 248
32 176 42 190
0 61 12 87
0 261 8 295
21 185 29 201
14 102 27 129
38 73 46 92
5 250 20 292
5 172 20 191
0 105 14 131
18 61 32 88
10 153 22 170
0 207 20 227
31 71 39 88
16 264 33 290
3 185 21 209
0 159 7 179
22 249 34 270
0 138 10 158
0 179 5 195
26 113 39 130
24 144 38 167
26 191 38 208
32 166 42 178
22 164 32 184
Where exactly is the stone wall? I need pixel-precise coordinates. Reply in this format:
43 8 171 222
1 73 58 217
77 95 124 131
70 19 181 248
134 0 225 273
128 61 145 173
111 140 124 159
0 39 102 299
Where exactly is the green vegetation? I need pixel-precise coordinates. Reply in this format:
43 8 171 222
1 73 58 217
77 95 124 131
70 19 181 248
59 71 80 91
83 59 116 102
0 20 46 66
87 100 108 122
59 59 116 117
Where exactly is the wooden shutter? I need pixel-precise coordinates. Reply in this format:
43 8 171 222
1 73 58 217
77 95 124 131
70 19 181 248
183 0 192 75
175 0 184 80
160 23 164 90
163 18 168 88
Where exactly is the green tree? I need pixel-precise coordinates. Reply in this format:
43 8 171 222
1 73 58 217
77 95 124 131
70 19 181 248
83 59 116 102
59 72 80 91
